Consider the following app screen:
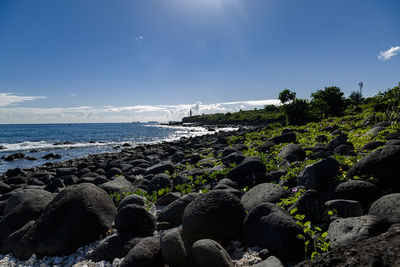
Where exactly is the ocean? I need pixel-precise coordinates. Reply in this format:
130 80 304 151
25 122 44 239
0 123 223 174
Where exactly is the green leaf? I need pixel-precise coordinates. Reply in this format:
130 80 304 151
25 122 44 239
311 252 319 260
290 207 298 215
296 234 305 240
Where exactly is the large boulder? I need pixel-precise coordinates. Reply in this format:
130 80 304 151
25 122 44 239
120 236 164 267
145 161 174 175
114 204 156 236
327 215 386 249
278 144 306 161
227 157 266 183
333 180 380 207
158 193 200 227
88 234 142 262
118 194 146 210
242 203 304 261
182 191 246 242
192 239 234 267
325 199 363 218
270 132 296 144
0 195 53 243
147 174 173 194
253 256 284 267
369 193 400 224
241 183 289 212
1 220 34 254
298 157 339 189
14 183 116 259
347 144 400 187
99 176 133 193
160 228 187 267
3 188 53 216
297 224 400 267
288 189 325 221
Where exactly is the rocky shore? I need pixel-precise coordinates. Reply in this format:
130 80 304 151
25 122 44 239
1 116 400 266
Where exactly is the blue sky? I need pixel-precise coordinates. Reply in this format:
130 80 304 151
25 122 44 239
0 0 399 123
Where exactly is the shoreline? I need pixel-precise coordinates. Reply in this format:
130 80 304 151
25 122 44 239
0 114 399 266
0 124 237 174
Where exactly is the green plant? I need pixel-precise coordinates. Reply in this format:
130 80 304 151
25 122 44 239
291 208 330 260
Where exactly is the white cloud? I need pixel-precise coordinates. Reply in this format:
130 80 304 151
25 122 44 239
0 99 280 124
378 46 400 61
0 93 45 107
135 35 144 41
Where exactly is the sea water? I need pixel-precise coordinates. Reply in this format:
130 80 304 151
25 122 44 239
0 122 224 173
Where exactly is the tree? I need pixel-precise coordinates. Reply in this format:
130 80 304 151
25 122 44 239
279 89 296 104
349 91 364 106
284 99 310 125
310 86 345 117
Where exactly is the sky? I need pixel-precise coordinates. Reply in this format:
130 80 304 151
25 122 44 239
0 0 399 123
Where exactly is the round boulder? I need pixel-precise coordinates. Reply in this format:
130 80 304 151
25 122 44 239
182 191 246 242
241 183 289 212
120 236 164 267
192 239 234 267
369 193 400 224
15 183 116 259
115 204 156 236
242 203 304 261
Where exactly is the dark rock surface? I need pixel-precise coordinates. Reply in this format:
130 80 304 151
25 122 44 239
114 204 156 236
158 193 200 227
14 183 116 259
192 239 234 267
182 191 246 242
88 234 142 262
327 215 386 248
297 224 400 267
369 193 400 224
347 144 400 187
242 203 304 261
120 236 164 267
160 227 187 267
241 183 289 212
298 157 339 189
